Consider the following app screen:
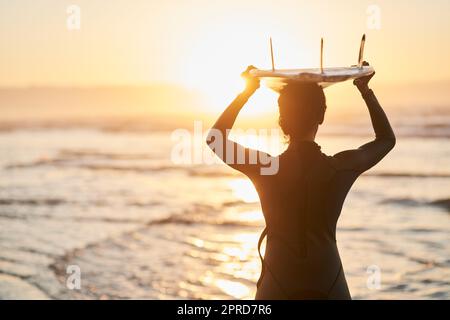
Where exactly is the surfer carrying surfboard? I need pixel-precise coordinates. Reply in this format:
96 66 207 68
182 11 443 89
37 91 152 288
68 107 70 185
206 56 395 299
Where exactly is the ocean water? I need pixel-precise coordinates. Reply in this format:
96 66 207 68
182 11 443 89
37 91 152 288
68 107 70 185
0 127 449 300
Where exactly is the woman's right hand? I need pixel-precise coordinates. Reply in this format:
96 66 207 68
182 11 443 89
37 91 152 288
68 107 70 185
241 65 260 97
353 61 375 94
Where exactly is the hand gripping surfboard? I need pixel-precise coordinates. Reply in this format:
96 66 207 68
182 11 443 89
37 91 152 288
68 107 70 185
249 34 374 91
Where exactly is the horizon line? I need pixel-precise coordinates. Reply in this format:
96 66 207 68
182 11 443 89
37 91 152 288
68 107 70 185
0 78 449 90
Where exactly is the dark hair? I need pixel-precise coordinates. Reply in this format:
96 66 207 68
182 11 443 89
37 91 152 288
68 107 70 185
277 82 326 140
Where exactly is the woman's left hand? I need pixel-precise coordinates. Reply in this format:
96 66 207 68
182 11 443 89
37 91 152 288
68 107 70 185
353 61 375 94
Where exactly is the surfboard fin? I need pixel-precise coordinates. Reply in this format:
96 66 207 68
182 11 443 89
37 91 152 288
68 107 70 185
358 34 366 68
320 37 324 74
270 37 275 71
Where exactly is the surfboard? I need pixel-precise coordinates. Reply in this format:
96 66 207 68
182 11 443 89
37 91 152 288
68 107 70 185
249 34 374 91
249 65 374 90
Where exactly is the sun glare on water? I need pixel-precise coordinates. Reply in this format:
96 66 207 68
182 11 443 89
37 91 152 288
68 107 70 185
228 179 259 203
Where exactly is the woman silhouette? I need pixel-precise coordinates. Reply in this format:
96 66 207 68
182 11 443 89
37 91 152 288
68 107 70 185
206 63 395 299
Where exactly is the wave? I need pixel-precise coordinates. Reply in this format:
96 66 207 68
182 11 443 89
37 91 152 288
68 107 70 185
4 148 209 174
5 159 190 173
429 199 450 211
221 200 253 207
404 228 442 233
338 227 368 232
5 158 233 178
364 172 450 178
0 198 66 206
380 197 450 212
146 213 259 228
0 211 146 224
0 197 162 209
188 170 237 178
8 156 448 179
1 118 450 138
58 149 155 160
76 164 188 173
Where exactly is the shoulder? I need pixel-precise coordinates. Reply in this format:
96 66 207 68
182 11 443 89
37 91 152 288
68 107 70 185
318 150 355 172
330 149 366 172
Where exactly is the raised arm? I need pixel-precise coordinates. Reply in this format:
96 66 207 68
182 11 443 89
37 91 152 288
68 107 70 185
206 66 273 176
334 63 396 173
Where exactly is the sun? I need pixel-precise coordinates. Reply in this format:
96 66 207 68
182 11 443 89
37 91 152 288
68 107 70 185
179 14 294 116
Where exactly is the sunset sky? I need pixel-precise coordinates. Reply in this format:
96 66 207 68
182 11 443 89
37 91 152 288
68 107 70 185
1 0 449 114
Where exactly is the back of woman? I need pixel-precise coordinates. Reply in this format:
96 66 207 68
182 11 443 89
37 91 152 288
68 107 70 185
206 64 395 300
254 143 354 299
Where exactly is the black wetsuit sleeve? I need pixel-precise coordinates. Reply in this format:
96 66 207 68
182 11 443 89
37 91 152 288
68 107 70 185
333 89 396 173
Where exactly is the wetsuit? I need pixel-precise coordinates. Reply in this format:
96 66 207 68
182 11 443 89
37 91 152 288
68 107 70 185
223 89 395 299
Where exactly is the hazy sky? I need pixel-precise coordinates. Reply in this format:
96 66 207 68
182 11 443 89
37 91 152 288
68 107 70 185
1 0 449 91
